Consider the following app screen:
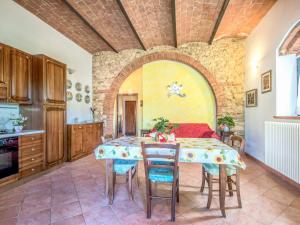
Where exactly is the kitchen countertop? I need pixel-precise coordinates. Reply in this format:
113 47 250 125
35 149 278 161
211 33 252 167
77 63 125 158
0 130 45 139
67 121 103 125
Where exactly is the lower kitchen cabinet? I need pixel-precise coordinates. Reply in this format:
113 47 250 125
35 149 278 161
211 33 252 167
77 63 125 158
67 122 103 161
19 133 44 178
44 105 66 167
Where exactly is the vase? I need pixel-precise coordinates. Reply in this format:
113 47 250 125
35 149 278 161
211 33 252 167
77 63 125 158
223 125 230 132
14 125 23 133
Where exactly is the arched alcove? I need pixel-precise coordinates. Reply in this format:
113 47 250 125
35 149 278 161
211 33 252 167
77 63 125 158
102 52 224 134
117 60 216 136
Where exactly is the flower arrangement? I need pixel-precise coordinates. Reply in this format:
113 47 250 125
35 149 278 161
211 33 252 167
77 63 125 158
217 115 235 132
10 114 28 132
152 117 179 142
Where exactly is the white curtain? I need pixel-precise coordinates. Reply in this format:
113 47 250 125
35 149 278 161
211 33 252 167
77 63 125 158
297 58 300 115
297 80 300 115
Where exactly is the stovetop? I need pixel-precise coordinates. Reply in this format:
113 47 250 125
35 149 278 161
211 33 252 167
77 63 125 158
0 129 14 135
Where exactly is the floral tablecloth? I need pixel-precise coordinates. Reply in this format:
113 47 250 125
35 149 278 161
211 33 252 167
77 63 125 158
94 137 246 169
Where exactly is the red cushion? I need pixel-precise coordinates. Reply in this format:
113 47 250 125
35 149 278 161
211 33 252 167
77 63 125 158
173 123 217 138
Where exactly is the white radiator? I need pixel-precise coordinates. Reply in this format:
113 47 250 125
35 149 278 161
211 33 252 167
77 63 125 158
265 121 300 183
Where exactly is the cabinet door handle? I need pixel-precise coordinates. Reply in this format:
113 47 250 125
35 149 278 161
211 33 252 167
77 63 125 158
31 137 35 141
31 148 35 151
31 158 35 161
31 168 35 171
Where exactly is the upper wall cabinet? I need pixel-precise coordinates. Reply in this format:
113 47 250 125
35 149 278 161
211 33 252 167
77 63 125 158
0 44 10 101
34 55 66 105
10 48 32 104
45 56 66 104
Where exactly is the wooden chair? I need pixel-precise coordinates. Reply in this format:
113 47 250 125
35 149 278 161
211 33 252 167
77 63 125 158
228 135 245 153
102 134 139 200
141 142 180 222
200 135 244 217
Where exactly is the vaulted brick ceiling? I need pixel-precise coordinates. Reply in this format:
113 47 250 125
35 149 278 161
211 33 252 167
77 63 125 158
14 0 277 54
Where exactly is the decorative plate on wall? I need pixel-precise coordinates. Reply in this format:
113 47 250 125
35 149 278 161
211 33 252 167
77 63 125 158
85 85 90 93
67 80 72 89
84 95 90 104
75 82 82 91
76 93 82 102
67 91 73 101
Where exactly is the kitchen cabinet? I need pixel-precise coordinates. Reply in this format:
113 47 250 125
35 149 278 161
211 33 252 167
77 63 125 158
33 55 66 104
67 122 103 161
45 57 66 104
31 55 67 168
19 133 44 178
45 105 66 167
10 48 32 104
0 44 10 101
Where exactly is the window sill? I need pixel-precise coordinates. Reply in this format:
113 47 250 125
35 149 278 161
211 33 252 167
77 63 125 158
273 116 300 120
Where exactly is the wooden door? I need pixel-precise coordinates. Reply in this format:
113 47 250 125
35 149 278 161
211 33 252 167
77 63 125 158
0 44 10 101
45 58 66 104
10 49 32 104
125 101 136 136
45 106 66 167
71 125 83 158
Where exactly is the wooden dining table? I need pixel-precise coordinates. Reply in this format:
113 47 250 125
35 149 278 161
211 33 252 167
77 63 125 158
94 136 246 216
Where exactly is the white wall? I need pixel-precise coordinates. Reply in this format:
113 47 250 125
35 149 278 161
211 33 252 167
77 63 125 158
245 0 300 161
0 0 93 123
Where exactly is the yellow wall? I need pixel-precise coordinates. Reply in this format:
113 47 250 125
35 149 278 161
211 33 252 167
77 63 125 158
118 60 216 134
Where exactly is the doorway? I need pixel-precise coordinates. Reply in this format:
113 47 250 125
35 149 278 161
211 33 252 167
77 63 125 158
116 94 138 137
124 101 136 135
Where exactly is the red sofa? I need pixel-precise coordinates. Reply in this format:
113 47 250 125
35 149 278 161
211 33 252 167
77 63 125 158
172 123 220 139
148 123 220 139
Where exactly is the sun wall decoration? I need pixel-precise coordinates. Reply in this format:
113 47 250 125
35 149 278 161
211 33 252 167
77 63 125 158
167 81 186 98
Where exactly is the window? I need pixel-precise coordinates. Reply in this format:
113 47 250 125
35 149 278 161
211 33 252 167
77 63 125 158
296 57 300 115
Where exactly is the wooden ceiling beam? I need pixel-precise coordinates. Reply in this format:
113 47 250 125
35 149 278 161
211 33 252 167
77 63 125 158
116 0 146 50
208 0 230 45
64 0 118 53
172 0 177 48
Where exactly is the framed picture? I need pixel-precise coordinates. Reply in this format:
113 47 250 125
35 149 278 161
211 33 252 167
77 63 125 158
246 89 257 107
261 70 272 93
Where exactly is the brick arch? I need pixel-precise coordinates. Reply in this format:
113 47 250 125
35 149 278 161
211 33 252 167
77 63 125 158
279 20 300 56
103 51 224 134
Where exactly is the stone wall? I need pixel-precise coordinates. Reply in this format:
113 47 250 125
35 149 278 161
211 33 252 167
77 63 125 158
93 38 245 134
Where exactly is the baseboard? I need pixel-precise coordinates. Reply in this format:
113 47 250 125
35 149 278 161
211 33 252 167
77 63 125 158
245 153 300 190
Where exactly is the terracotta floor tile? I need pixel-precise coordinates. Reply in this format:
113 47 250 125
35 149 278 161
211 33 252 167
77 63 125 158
121 210 162 225
290 197 300 210
263 185 299 206
241 196 286 224
0 206 19 221
50 201 82 223
83 206 121 225
0 218 17 225
50 215 85 225
111 199 143 218
274 207 300 224
17 209 50 225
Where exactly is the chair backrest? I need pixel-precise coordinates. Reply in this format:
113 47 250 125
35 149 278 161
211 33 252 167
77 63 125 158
141 142 180 183
229 135 245 153
101 134 113 143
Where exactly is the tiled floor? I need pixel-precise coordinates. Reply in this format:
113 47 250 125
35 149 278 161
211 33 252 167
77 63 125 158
0 154 299 225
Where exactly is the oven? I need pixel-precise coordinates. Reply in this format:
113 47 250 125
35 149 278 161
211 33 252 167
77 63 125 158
0 137 18 179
